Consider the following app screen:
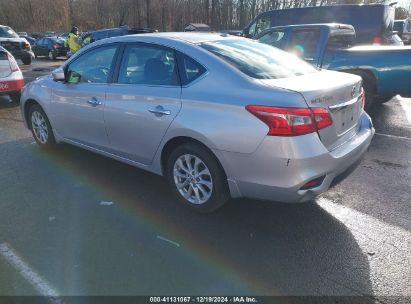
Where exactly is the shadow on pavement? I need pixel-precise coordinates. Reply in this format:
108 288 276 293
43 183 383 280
0 140 374 298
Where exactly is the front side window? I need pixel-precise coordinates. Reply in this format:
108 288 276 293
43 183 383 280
288 29 320 62
118 44 178 86
201 39 317 80
66 45 117 84
258 30 286 49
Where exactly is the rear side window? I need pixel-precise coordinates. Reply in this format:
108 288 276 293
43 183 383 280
288 29 320 62
0 52 7 60
118 44 179 86
177 54 206 85
258 30 287 49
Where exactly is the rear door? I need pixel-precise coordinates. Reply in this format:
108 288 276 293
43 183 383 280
104 43 181 165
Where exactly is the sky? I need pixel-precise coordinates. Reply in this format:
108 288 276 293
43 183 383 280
398 0 411 9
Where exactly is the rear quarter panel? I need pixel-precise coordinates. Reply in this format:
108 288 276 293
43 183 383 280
323 47 411 97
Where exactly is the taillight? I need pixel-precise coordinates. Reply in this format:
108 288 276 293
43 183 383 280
360 87 365 109
246 105 333 136
7 53 19 72
53 44 61 49
372 37 382 45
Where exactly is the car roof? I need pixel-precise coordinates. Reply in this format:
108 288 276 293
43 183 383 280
103 32 240 44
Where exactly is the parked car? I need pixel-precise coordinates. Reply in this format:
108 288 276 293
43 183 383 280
255 23 411 109
394 19 411 44
81 26 157 46
32 37 68 60
244 3 396 45
0 25 34 65
0 46 24 103
21 33 374 212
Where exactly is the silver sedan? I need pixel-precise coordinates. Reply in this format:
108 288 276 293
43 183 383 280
21 33 374 212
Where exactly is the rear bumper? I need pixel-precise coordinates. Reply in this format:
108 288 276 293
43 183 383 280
0 79 25 94
219 111 374 202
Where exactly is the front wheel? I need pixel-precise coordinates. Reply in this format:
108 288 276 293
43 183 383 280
166 143 230 213
29 105 55 147
21 56 32 65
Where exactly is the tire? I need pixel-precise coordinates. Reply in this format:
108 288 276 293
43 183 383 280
48 51 56 60
166 143 230 213
21 56 32 65
28 104 55 147
9 92 21 103
362 78 376 111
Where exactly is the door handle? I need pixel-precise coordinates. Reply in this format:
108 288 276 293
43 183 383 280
148 106 171 116
87 97 102 107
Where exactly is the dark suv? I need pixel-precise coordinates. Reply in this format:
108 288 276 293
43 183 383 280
0 25 34 65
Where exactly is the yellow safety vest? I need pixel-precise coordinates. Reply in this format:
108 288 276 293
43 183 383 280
65 33 80 53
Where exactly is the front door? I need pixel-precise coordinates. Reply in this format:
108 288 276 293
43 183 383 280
50 44 119 149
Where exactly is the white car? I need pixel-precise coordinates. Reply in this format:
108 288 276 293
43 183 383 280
0 46 24 103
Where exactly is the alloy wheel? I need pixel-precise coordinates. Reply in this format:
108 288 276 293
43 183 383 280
31 111 49 144
173 154 213 204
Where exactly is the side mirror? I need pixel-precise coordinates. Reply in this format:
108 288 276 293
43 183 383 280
52 68 65 81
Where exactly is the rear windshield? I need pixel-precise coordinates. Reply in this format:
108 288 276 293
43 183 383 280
51 38 65 44
0 26 19 38
201 39 317 79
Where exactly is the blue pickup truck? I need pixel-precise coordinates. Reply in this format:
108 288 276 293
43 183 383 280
255 23 411 109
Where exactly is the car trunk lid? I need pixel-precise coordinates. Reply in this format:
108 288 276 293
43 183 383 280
259 70 363 151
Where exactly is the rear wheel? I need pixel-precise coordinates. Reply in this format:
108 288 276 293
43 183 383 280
28 104 55 147
9 92 21 103
48 50 56 60
362 78 376 111
166 143 229 213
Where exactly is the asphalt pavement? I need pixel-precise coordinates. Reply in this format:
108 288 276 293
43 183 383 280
0 59 409 303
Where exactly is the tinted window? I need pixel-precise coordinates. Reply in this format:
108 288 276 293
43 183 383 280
178 54 205 85
288 29 320 61
118 44 178 86
201 39 317 79
66 45 117 84
258 30 286 48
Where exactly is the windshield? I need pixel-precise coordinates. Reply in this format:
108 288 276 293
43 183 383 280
201 39 317 79
0 26 19 38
